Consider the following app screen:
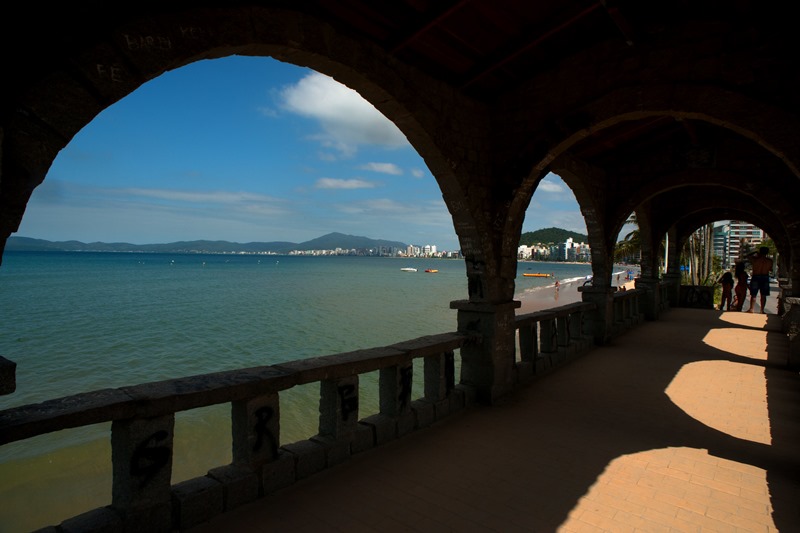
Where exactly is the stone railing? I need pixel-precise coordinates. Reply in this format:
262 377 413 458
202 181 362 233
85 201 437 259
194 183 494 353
0 332 478 531
514 301 596 381
1 293 656 531
611 288 646 336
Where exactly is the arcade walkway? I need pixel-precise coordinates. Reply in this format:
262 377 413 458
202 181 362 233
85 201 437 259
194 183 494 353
190 305 800 532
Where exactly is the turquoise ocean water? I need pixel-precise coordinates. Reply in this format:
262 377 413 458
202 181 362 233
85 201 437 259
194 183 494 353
0 251 595 531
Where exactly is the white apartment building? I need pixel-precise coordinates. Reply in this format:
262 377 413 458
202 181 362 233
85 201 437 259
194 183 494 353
727 220 764 265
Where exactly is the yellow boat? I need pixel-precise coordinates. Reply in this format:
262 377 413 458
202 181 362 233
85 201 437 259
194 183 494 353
425 269 438 273
523 273 550 277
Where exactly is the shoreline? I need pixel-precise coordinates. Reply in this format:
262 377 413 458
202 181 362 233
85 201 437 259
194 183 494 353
516 270 638 315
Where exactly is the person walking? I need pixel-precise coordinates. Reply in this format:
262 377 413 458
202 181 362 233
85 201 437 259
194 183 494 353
746 247 774 313
733 261 748 311
717 270 734 311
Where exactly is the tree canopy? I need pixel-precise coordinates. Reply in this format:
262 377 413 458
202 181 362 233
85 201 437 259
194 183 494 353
520 227 588 246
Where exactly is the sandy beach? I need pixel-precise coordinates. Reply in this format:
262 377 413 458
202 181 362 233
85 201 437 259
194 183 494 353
516 276 638 315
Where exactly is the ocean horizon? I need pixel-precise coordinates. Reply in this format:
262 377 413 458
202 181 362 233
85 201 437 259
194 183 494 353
0 251 614 531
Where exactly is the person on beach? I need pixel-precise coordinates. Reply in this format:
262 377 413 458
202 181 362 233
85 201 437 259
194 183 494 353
746 247 774 313
717 270 734 311
733 262 748 311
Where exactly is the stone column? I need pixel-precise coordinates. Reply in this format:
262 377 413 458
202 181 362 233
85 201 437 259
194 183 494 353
111 415 175 532
579 286 616 344
450 300 520 405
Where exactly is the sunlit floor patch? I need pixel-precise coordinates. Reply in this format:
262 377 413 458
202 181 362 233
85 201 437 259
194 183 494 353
718 312 769 328
666 360 770 444
704 326 770 361
558 447 775 532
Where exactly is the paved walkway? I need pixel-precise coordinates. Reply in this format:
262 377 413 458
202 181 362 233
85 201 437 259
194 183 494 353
191 305 799 532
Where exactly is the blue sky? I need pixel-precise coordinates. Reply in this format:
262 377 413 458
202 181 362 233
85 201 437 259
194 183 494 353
16 56 589 251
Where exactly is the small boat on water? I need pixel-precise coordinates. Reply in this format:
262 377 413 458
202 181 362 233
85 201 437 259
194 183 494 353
523 273 551 277
401 267 417 272
424 269 438 273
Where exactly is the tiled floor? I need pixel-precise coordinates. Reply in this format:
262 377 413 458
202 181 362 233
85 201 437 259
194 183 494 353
191 304 799 532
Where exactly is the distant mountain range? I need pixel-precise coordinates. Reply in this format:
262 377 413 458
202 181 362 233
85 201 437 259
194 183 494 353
7 227 584 254
5 232 409 254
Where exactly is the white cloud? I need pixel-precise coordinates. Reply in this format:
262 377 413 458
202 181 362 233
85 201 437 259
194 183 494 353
315 178 376 189
359 162 402 175
279 72 408 156
537 179 564 193
411 168 425 178
121 188 280 205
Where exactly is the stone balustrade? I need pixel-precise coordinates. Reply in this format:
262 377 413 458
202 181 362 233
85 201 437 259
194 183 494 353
611 288 646 335
0 332 478 532
514 301 596 381
0 292 658 531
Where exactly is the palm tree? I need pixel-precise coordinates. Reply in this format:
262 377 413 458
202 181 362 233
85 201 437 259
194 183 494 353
614 214 640 263
681 223 715 285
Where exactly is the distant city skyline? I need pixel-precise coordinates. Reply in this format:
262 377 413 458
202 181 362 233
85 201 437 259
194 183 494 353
14 56 592 252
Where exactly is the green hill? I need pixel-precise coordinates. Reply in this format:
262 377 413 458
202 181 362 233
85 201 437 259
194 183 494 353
520 227 588 246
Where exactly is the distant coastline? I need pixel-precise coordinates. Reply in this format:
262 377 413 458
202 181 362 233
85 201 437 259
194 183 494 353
4 232 413 256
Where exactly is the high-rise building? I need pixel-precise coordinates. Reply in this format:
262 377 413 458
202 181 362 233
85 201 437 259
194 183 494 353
728 220 764 265
713 223 730 267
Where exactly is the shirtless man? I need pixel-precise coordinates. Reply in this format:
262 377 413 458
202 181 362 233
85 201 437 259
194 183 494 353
746 246 774 313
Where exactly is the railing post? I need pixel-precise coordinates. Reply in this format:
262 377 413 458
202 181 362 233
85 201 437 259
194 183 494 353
580 286 616 344
539 317 557 353
634 277 662 320
111 415 175 532
424 352 454 400
379 362 415 437
319 376 359 438
569 309 584 341
518 323 539 363
232 394 280 467
556 315 569 349
318 376 372 456
413 351 457 422
231 394 291 495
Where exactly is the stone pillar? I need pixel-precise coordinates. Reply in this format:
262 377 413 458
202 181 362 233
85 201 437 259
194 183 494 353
424 351 455 402
111 415 175 532
379 362 416 436
634 277 662 320
380 363 413 416
231 393 280 468
319 376 360 439
579 286 616 345
450 300 520 405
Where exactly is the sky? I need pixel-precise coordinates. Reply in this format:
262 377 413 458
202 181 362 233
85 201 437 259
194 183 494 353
16 55 591 252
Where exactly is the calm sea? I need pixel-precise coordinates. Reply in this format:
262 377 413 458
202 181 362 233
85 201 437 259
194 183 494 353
0 251 594 531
